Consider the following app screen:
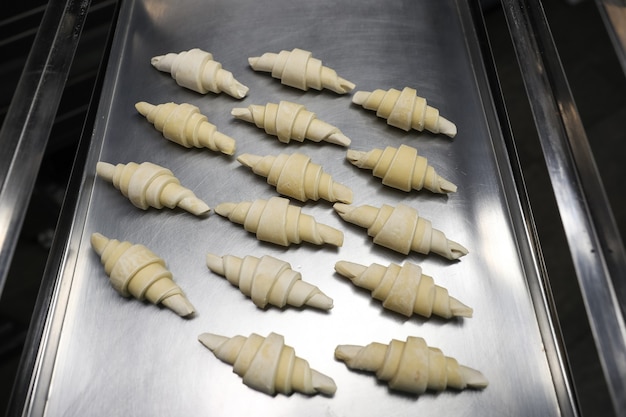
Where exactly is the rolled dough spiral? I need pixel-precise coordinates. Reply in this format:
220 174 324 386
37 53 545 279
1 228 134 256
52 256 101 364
90 233 195 317
199 331 337 396
151 48 248 98
335 336 488 394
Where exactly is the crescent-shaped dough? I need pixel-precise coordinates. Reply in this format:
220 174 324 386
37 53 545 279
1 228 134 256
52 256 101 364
90 233 195 317
333 202 467 260
216 197 343 247
231 101 351 146
237 152 352 203
135 101 236 155
346 144 456 193
352 87 456 137
199 331 337 396
151 48 248 98
248 48 354 94
96 161 210 216
206 253 333 310
335 336 488 394
334 260 471 318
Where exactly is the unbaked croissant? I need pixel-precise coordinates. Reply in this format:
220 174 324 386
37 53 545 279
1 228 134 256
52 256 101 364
335 336 488 394
334 260 471 319
215 197 343 247
346 144 456 194
352 87 457 137
231 100 351 146
248 48 355 94
206 253 333 310
96 161 210 216
90 233 195 317
199 331 337 396
333 203 467 260
135 101 236 155
237 152 353 203
151 48 248 98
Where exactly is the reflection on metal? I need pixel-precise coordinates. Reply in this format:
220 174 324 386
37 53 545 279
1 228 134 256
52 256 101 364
0 0 92 415
502 0 626 414
0 0 92 296
596 0 626 75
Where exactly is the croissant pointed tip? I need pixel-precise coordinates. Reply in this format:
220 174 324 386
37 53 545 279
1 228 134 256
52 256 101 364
450 297 473 318
95 161 115 182
431 229 468 260
438 177 457 193
219 143 236 156
345 149 366 166
333 183 353 204
226 81 249 99
311 370 337 395
461 366 489 389
318 224 344 247
448 240 469 260
236 153 262 168
162 294 195 317
352 91 370 106
177 197 210 216
327 132 351 147
134 101 153 117
150 55 164 67
334 260 364 278
248 56 259 68
306 293 334 310
198 333 228 351
338 78 356 94
215 202 236 217
333 203 352 218
90 232 109 255
439 117 457 138
231 107 254 123
334 344 361 363
205 253 224 274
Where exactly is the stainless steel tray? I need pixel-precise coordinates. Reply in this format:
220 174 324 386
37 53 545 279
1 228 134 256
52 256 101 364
26 0 574 415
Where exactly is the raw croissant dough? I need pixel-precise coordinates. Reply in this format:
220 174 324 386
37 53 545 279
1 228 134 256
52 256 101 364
333 203 467 260
96 161 210 216
346 144 456 194
248 48 355 94
199 331 337 396
352 87 457 137
335 336 488 394
231 100 351 146
151 48 248 98
206 253 333 310
90 233 195 317
216 196 343 247
237 152 353 203
334 260 471 319
135 101 236 155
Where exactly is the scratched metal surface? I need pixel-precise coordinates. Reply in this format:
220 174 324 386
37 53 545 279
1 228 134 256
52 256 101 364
31 0 569 416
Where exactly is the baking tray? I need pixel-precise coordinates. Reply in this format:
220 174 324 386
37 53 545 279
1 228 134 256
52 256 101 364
26 0 574 416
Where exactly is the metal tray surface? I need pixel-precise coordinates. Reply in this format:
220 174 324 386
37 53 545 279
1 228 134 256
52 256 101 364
35 0 566 416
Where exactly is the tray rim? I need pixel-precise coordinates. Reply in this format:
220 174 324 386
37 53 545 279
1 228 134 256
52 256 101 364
7 1 580 416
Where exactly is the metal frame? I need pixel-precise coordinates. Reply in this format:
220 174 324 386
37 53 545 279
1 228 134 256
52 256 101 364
595 0 626 75
0 0 92 297
1 1 122 416
501 0 626 414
